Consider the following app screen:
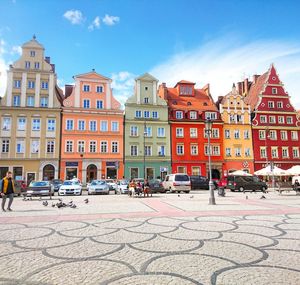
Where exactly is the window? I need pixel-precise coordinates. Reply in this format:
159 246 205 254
244 130 250 139
145 86 148 91
14 80 21 88
78 120 85 131
268 101 274 108
225 148 231 157
78 141 85 153
34 62 40 69
278 116 284 124
269 130 277 140
260 147 266 158
291 131 298 140
83 85 90 92
235 148 241 157
145 126 152 137
245 148 251 157
286 117 293 124
145 146 152 156
16 140 24 153
27 96 34 107
47 141 55 153
111 122 119 132
1 139 9 153
282 147 289 158
192 167 200 176
152 111 158 118
281 131 288 140
100 121 108 131
89 141 96 153
41 81 48 89
30 50 35 57
2 117 11 130
47 119 55 131
190 111 197 119
130 126 138 136
205 112 217 120
28 81 35 89
191 144 198 155
260 116 267 123
32 119 40 131
158 145 165 156
259 130 266 139
40 97 48 107
135 110 142 118
277 101 283 108
101 141 108 153
130 145 138 156
190 128 197 138
144 97 149 104
144 111 150 118
236 114 243 122
272 88 277 94
225 130 230 139
293 147 299 158
25 61 30 69
206 145 220 156
234 130 240 139
112 142 118 153
157 127 165 137
212 128 219 138
176 111 183 119
66 141 73 152
66 120 74 130
31 140 39 153
271 147 278 158
96 100 103 109
176 144 184 155
18 118 26 131
83 99 90 108
229 114 235 123
269 116 276 123
89 121 97 131
179 86 193 95
96 85 103 93
130 168 139 178
13 95 20 106
176 128 184 137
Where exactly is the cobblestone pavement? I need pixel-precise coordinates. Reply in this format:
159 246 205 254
0 191 300 284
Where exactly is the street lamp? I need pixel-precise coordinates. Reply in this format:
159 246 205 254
205 118 216 205
143 121 147 180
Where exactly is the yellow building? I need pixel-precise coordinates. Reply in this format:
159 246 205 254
218 84 254 174
0 36 63 182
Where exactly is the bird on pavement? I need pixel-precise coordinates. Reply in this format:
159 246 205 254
58 198 62 202
42 201 48 206
68 200 73 207
246 195 248 199
260 195 266 199
70 204 77 208
84 198 89 204
190 195 194 199
52 203 56 207
178 194 180 197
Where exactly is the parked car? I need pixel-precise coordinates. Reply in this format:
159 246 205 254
51 179 63 192
117 180 129 194
14 180 27 196
87 180 109 195
227 175 267 192
190 175 209 190
59 180 82 196
105 179 118 193
26 181 54 197
162 174 191 193
149 179 165 193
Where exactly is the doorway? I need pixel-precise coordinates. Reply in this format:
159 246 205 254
43 164 55 181
107 168 117 179
87 164 97 183
66 168 77 180
212 169 221 180
146 168 154 180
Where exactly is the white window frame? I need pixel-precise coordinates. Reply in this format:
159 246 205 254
191 144 198 155
176 111 183 119
157 127 165 137
176 128 184 137
190 111 197 119
100 121 108 132
89 120 97 132
100 141 108 153
46 140 55 154
32 118 41 131
83 99 90 109
111 141 119 153
96 100 103 109
176 144 184 155
83 85 90 92
66 119 74 130
111 121 119 132
66 140 74 153
77 141 85 153
89 141 97 153
190 128 197 138
47 119 55 131
130 145 138 156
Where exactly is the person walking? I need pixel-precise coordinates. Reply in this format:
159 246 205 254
1 171 15 212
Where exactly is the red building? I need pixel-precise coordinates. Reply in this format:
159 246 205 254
158 81 224 179
241 64 300 171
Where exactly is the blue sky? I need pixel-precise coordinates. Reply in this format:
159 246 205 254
1 0 300 108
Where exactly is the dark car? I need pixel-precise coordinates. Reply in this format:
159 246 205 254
51 179 63 192
149 179 165 193
26 181 55 198
227 175 267 192
190 175 209 190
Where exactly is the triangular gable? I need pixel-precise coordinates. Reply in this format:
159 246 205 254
135 72 158 82
74 71 111 81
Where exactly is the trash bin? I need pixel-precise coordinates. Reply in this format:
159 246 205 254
218 187 225 197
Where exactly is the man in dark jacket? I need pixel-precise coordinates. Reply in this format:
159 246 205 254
1 171 15 212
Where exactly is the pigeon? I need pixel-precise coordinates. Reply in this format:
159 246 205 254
52 203 56 207
246 195 248 200
42 201 48 206
56 202 63 208
260 195 266 199
68 200 73 207
190 195 194 199
84 198 89 204
178 194 180 197
70 204 77 208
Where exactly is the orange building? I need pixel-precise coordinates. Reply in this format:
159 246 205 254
60 70 123 183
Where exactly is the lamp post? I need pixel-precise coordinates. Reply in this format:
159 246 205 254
205 118 216 205
143 121 147 180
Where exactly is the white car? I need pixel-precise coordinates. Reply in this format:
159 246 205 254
59 180 82 196
162 174 191 193
105 179 118 193
117 180 129 194
88 180 109 195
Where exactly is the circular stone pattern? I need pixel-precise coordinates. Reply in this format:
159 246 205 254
0 227 53 241
182 221 236 232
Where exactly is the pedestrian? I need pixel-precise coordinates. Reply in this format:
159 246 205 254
143 179 151 197
1 171 15 212
128 179 136 197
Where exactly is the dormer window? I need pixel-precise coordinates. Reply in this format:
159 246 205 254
203 102 208 106
144 97 149 104
190 111 197 119
176 111 184 119
180 86 193 95
187 102 192 106
272 88 277 94
173 101 177 105
205 112 217 120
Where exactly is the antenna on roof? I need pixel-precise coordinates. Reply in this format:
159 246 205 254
33 34 36 40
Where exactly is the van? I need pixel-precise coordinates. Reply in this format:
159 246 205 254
227 175 267 192
162 174 191 193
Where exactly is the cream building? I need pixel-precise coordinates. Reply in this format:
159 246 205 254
0 36 63 182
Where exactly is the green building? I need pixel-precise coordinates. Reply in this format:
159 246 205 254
124 73 171 180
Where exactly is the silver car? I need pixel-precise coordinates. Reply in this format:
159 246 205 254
88 180 109 195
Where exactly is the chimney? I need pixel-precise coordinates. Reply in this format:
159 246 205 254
237 82 243 95
65 84 74 99
51 64 55 73
45 56 50 64
253 74 260 84
244 78 249 95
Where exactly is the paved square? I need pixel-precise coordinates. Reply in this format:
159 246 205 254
0 191 300 284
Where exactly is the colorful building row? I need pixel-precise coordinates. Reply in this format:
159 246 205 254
1 37 300 184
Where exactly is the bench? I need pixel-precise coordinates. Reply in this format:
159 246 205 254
275 182 299 195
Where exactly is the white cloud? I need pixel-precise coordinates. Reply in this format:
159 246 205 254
11 45 21 55
150 36 300 109
0 40 8 97
88 16 101 31
103 14 120 26
63 10 84 25
111 71 136 105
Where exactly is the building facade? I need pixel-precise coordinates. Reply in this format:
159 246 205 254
60 70 124 183
218 84 254 174
124 73 171 180
159 81 224 178
242 64 300 171
0 36 63 182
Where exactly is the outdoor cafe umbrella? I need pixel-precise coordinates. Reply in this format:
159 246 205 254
254 165 289 176
229 170 252 176
287 165 300 176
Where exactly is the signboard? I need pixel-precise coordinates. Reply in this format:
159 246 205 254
106 161 116 167
160 167 168 172
66 162 78 167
